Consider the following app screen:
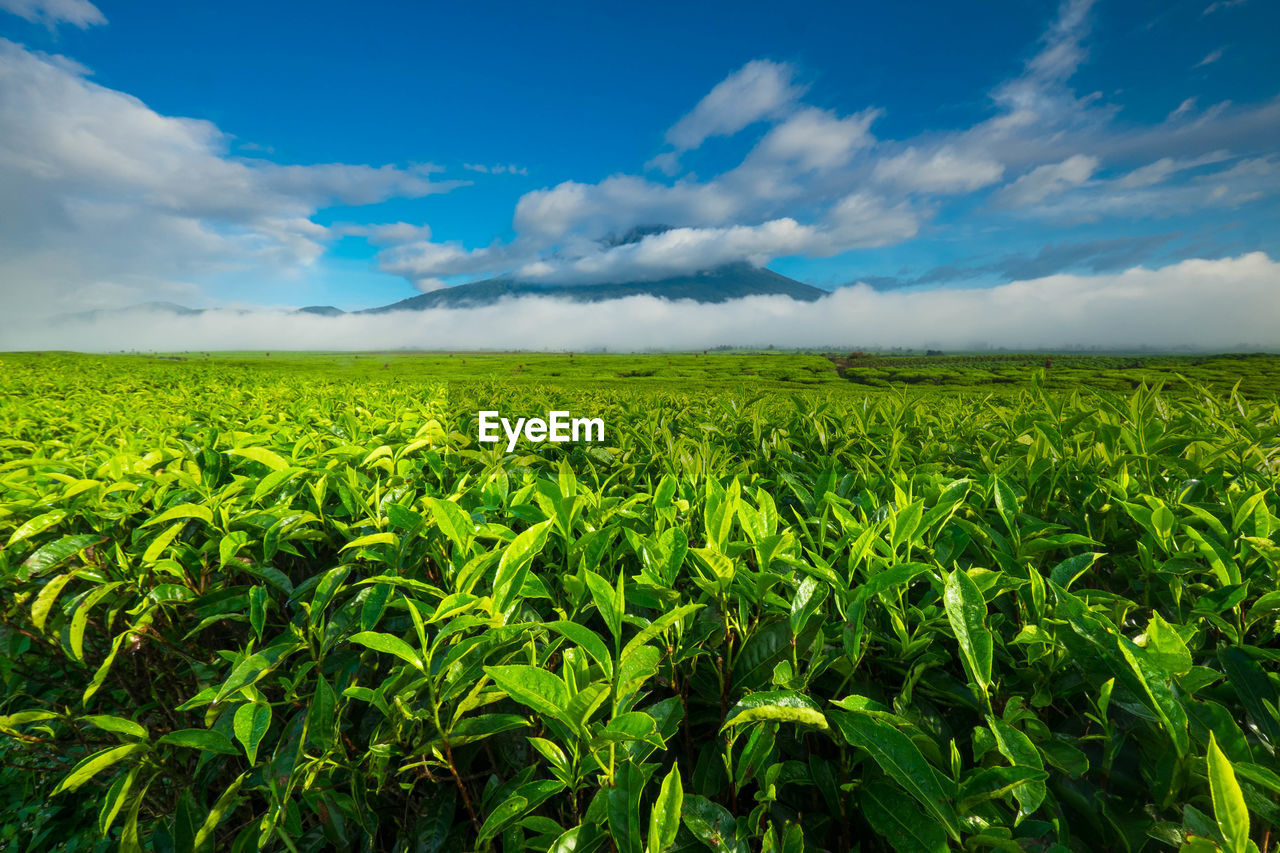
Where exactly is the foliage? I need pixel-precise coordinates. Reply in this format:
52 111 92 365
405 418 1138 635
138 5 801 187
1 353 1278 852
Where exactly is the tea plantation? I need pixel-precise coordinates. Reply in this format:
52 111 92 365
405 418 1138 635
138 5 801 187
1 352 1277 852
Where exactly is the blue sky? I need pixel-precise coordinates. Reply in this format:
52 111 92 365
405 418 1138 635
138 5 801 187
1 0 1278 319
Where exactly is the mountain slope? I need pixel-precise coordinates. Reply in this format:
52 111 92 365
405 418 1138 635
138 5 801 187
363 263 827 313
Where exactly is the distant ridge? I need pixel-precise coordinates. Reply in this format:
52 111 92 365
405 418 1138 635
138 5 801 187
60 301 206 322
54 264 830 320
362 263 827 313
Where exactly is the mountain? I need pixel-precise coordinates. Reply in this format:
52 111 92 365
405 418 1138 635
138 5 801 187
54 265 829 321
59 301 208 322
362 263 827 313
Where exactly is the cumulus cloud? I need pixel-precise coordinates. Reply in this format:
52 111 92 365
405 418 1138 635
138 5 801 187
0 40 465 314
664 60 805 152
4 253 1276 353
0 0 104 28
514 197 916 284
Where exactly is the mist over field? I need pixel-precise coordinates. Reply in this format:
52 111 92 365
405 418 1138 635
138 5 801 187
4 252 1277 352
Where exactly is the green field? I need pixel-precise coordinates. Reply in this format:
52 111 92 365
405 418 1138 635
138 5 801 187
1 352 1278 853
8 349 1280 395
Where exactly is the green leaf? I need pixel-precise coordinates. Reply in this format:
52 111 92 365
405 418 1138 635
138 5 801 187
6 509 67 547
228 445 290 471
620 603 702 664
69 582 122 663
81 714 148 740
479 795 530 846
1048 552 1102 589
252 466 304 502
1119 637 1190 757
607 759 645 853
831 710 960 842
341 531 397 551
349 631 424 670
53 743 144 794
944 569 993 699
0 710 60 728
485 665 572 727
426 497 476 552
98 768 136 839
141 503 212 529
890 499 925 551
585 570 622 643
856 562 932 602
681 794 746 853
993 478 1019 534
958 765 1050 812
1218 647 1280 745
1207 733 1250 853
32 573 73 633
193 772 247 852
214 651 273 703
1144 612 1193 677
647 764 683 853
157 729 238 754
141 521 184 563
862 779 948 853
547 620 614 678
234 701 272 764
722 690 829 732
987 717 1047 815
21 534 103 578
493 519 552 613
248 585 267 640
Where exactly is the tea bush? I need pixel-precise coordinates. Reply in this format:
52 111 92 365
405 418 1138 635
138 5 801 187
1 356 1277 852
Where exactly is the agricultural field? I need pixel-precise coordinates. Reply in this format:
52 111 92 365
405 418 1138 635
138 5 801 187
1 351 1278 853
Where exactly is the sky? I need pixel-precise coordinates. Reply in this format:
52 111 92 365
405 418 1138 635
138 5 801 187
1 0 1278 350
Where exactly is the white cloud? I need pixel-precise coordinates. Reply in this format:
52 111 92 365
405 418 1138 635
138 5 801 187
6 253 1276 353
745 107 879 172
0 0 104 28
1025 0 1096 86
1115 151 1229 188
1006 154 1277 222
1202 0 1246 15
995 155 1099 206
513 198 916 285
463 162 529 176
0 40 465 314
872 145 1005 193
513 175 742 241
379 239 536 289
393 188 918 287
1195 48 1225 68
664 59 805 152
338 222 434 245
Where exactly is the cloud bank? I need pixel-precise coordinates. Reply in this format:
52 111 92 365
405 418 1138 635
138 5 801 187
6 253 1276 353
